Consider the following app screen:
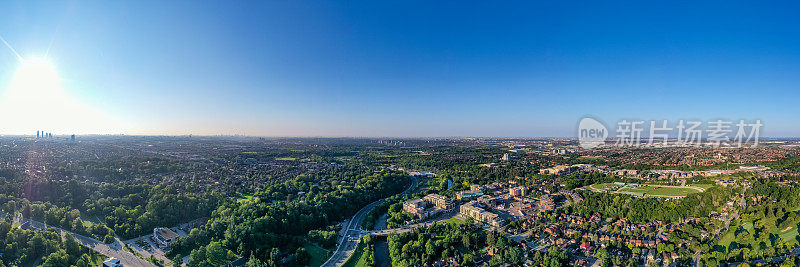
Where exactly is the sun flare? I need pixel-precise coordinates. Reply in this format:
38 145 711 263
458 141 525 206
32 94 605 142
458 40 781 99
0 57 123 134
7 57 62 101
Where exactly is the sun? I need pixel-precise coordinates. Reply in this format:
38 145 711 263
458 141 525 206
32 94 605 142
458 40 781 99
7 57 62 101
0 56 124 134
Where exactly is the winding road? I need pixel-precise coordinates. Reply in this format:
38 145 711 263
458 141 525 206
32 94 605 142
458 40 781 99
321 176 418 267
2 213 155 267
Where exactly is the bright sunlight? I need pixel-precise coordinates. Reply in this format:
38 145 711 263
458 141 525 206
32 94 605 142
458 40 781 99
0 57 122 134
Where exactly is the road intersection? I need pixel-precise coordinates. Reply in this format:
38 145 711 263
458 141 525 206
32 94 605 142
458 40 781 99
321 176 418 267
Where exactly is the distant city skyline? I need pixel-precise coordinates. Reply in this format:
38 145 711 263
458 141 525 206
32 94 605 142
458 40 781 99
1 1 799 137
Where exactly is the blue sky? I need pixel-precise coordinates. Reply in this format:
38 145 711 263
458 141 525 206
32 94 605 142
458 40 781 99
0 1 799 137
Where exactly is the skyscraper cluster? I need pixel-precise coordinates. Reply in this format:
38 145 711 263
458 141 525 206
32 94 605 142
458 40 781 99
36 131 54 139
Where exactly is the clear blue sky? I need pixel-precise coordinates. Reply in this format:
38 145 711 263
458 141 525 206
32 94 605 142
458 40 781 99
1 1 799 137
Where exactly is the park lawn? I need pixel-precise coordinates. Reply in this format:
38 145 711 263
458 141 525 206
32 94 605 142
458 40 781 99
618 185 701 197
305 243 330 267
776 213 800 246
715 213 800 254
779 226 799 246
442 217 466 226
275 157 297 161
740 221 754 233
716 229 736 252
584 183 705 197
756 218 799 247
714 219 751 254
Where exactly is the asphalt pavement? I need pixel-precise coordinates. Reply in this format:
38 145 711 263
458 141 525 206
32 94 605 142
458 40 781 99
5 213 156 267
321 176 418 267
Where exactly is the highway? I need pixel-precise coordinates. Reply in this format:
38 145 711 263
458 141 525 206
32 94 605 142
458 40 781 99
321 176 418 267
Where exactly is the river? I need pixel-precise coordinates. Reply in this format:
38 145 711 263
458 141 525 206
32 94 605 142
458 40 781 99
372 213 391 267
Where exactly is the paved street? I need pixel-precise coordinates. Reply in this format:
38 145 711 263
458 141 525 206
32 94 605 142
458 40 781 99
321 176 418 267
368 211 457 236
5 213 156 267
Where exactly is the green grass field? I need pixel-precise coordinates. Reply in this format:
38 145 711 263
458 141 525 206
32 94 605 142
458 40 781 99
442 217 466 226
715 213 800 256
618 185 702 196
275 157 297 161
779 225 798 244
586 183 704 197
342 241 368 267
305 243 330 267
587 183 626 192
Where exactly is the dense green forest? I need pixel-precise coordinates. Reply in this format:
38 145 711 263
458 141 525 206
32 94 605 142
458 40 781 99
387 221 568 267
167 168 410 265
0 177 223 240
569 186 737 224
0 216 104 266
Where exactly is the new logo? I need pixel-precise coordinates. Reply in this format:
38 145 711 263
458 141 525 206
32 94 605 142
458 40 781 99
578 117 607 149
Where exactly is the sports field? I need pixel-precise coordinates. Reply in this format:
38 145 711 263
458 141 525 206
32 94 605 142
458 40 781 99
586 183 705 198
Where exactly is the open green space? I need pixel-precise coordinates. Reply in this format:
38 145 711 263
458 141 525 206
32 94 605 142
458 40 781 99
618 185 702 197
715 210 800 258
688 183 717 190
587 183 623 192
275 157 297 161
586 182 704 197
305 243 330 267
441 217 466 226
342 241 369 267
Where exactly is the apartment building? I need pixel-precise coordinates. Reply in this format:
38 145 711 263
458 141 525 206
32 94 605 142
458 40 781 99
459 201 504 228
403 199 431 219
423 193 455 212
